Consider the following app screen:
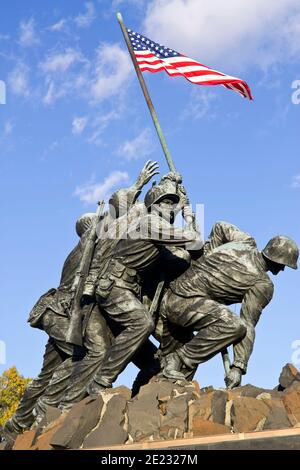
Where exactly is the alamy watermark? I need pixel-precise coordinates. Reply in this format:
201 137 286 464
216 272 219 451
291 339 300 366
0 340 6 365
0 79 6 105
291 80 300 105
94 200 205 251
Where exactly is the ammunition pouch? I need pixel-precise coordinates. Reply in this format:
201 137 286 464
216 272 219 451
27 288 58 329
27 288 71 329
96 259 140 299
96 276 115 299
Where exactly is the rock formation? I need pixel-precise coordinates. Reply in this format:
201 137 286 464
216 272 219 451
10 363 300 450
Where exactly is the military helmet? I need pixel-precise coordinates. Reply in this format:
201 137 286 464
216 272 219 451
262 236 299 270
76 213 97 238
144 178 179 209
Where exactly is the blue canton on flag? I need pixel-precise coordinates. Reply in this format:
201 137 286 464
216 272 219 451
128 29 180 59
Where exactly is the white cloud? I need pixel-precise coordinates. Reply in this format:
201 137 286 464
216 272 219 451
0 120 14 142
117 128 154 161
42 140 59 157
291 174 300 189
39 49 87 104
4 120 14 136
38 42 130 106
74 2 96 28
74 171 130 204
182 87 219 120
42 80 68 105
111 0 146 7
0 119 14 143
88 107 124 146
43 81 55 105
19 18 39 47
72 116 88 135
143 0 300 71
183 89 218 121
48 141 59 151
8 63 30 97
50 19 67 32
90 43 132 102
280 12 300 59
40 49 83 73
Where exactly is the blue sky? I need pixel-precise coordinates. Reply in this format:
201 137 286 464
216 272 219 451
0 0 300 390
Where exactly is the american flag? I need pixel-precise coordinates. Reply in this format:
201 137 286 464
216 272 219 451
127 29 253 101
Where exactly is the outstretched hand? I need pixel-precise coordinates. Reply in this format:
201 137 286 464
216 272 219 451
136 160 159 188
225 367 242 389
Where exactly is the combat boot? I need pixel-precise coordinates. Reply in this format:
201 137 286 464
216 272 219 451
87 380 108 398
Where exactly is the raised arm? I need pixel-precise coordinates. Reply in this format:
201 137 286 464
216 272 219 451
109 160 159 217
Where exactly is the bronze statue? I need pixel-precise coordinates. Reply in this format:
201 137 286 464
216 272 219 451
159 221 299 388
3 162 298 450
83 172 200 396
3 161 161 445
3 213 98 447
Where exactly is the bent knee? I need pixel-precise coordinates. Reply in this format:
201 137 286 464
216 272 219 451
84 349 108 361
134 314 154 335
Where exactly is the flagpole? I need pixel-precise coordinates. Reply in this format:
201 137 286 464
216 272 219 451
116 12 176 173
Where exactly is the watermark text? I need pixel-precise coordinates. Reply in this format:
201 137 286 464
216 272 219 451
0 80 6 105
0 340 6 365
291 80 300 105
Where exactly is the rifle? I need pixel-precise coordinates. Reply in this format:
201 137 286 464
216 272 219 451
66 201 105 346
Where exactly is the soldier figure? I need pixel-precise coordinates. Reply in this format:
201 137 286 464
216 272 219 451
3 213 101 447
81 172 201 397
3 161 160 446
160 221 299 388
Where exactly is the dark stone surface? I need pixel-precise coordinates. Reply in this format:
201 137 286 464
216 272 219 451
12 429 37 450
144 379 185 401
34 405 62 443
31 415 66 450
51 396 103 449
211 390 228 424
263 407 292 430
199 386 214 394
41 405 62 427
262 399 292 430
188 390 228 429
284 380 300 393
282 388 300 425
127 382 161 441
238 384 281 399
109 385 131 401
82 394 128 448
191 418 230 437
231 397 270 432
279 363 300 390
160 394 188 439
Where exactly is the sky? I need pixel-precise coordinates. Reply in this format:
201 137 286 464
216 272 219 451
0 0 300 391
